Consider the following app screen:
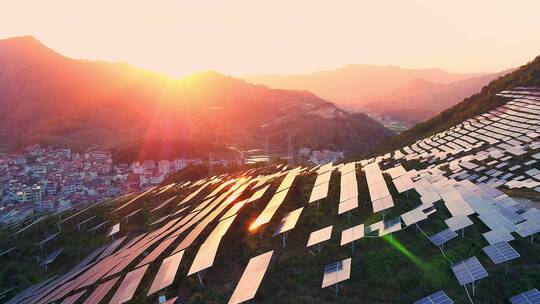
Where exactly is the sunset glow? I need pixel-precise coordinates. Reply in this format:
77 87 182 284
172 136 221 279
3 1 540 77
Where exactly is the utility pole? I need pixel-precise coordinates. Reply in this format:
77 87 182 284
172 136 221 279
288 133 294 167
208 152 212 176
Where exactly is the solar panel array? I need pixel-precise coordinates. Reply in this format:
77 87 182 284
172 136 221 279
414 290 454 304
322 258 352 288
228 251 273 304
451 257 488 286
482 241 520 264
428 228 458 246
510 288 540 304
4 88 540 304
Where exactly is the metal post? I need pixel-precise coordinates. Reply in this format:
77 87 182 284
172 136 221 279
197 271 204 286
472 281 475 296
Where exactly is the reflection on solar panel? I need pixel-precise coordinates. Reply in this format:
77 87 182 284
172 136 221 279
307 226 333 247
136 237 177 267
340 224 364 245
428 229 458 246
273 208 303 236
414 290 454 304
163 297 179 304
309 182 330 203
510 288 540 304
188 216 236 275
147 251 184 296
445 214 473 232
60 290 85 304
322 258 352 288
393 174 415 193
451 257 488 286
338 197 358 214
106 223 120 238
483 227 514 245
109 264 149 304
250 175 295 230
482 241 520 264
248 184 270 203
372 195 394 213
82 276 119 304
401 208 427 226
228 251 273 304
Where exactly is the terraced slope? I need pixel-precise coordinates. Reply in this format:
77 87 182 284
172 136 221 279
1 89 540 303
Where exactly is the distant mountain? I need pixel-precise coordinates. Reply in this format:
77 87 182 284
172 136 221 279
377 54 540 153
363 69 513 124
244 64 487 105
244 65 515 125
0 36 392 161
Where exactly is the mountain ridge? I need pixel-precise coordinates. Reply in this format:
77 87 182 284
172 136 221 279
0 36 392 161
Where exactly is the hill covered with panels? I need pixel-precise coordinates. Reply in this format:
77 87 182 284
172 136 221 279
1 88 540 303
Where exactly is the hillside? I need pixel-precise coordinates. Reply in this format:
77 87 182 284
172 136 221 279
378 54 540 153
363 69 513 124
0 36 392 161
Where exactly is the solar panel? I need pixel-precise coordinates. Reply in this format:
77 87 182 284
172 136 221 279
414 290 454 304
106 223 120 238
250 186 290 231
309 182 330 203
150 196 176 212
372 195 395 213
340 224 364 245
428 228 458 246
74 245 107 269
445 214 473 232
109 264 149 304
482 241 520 264
60 290 85 304
81 277 119 304
379 217 402 236
516 220 540 237
41 248 63 267
510 288 540 304
147 251 184 296
451 257 488 286
228 251 273 304
338 197 358 214
307 226 333 247
322 258 352 288
96 236 126 260
401 208 428 226
273 207 303 236
188 215 236 275
136 236 177 268
483 227 515 245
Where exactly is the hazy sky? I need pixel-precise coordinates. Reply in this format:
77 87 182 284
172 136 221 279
2 1 539 77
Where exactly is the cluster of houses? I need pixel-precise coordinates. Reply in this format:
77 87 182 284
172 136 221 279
0 145 211 219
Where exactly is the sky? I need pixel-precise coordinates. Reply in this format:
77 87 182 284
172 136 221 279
1 1 539 77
